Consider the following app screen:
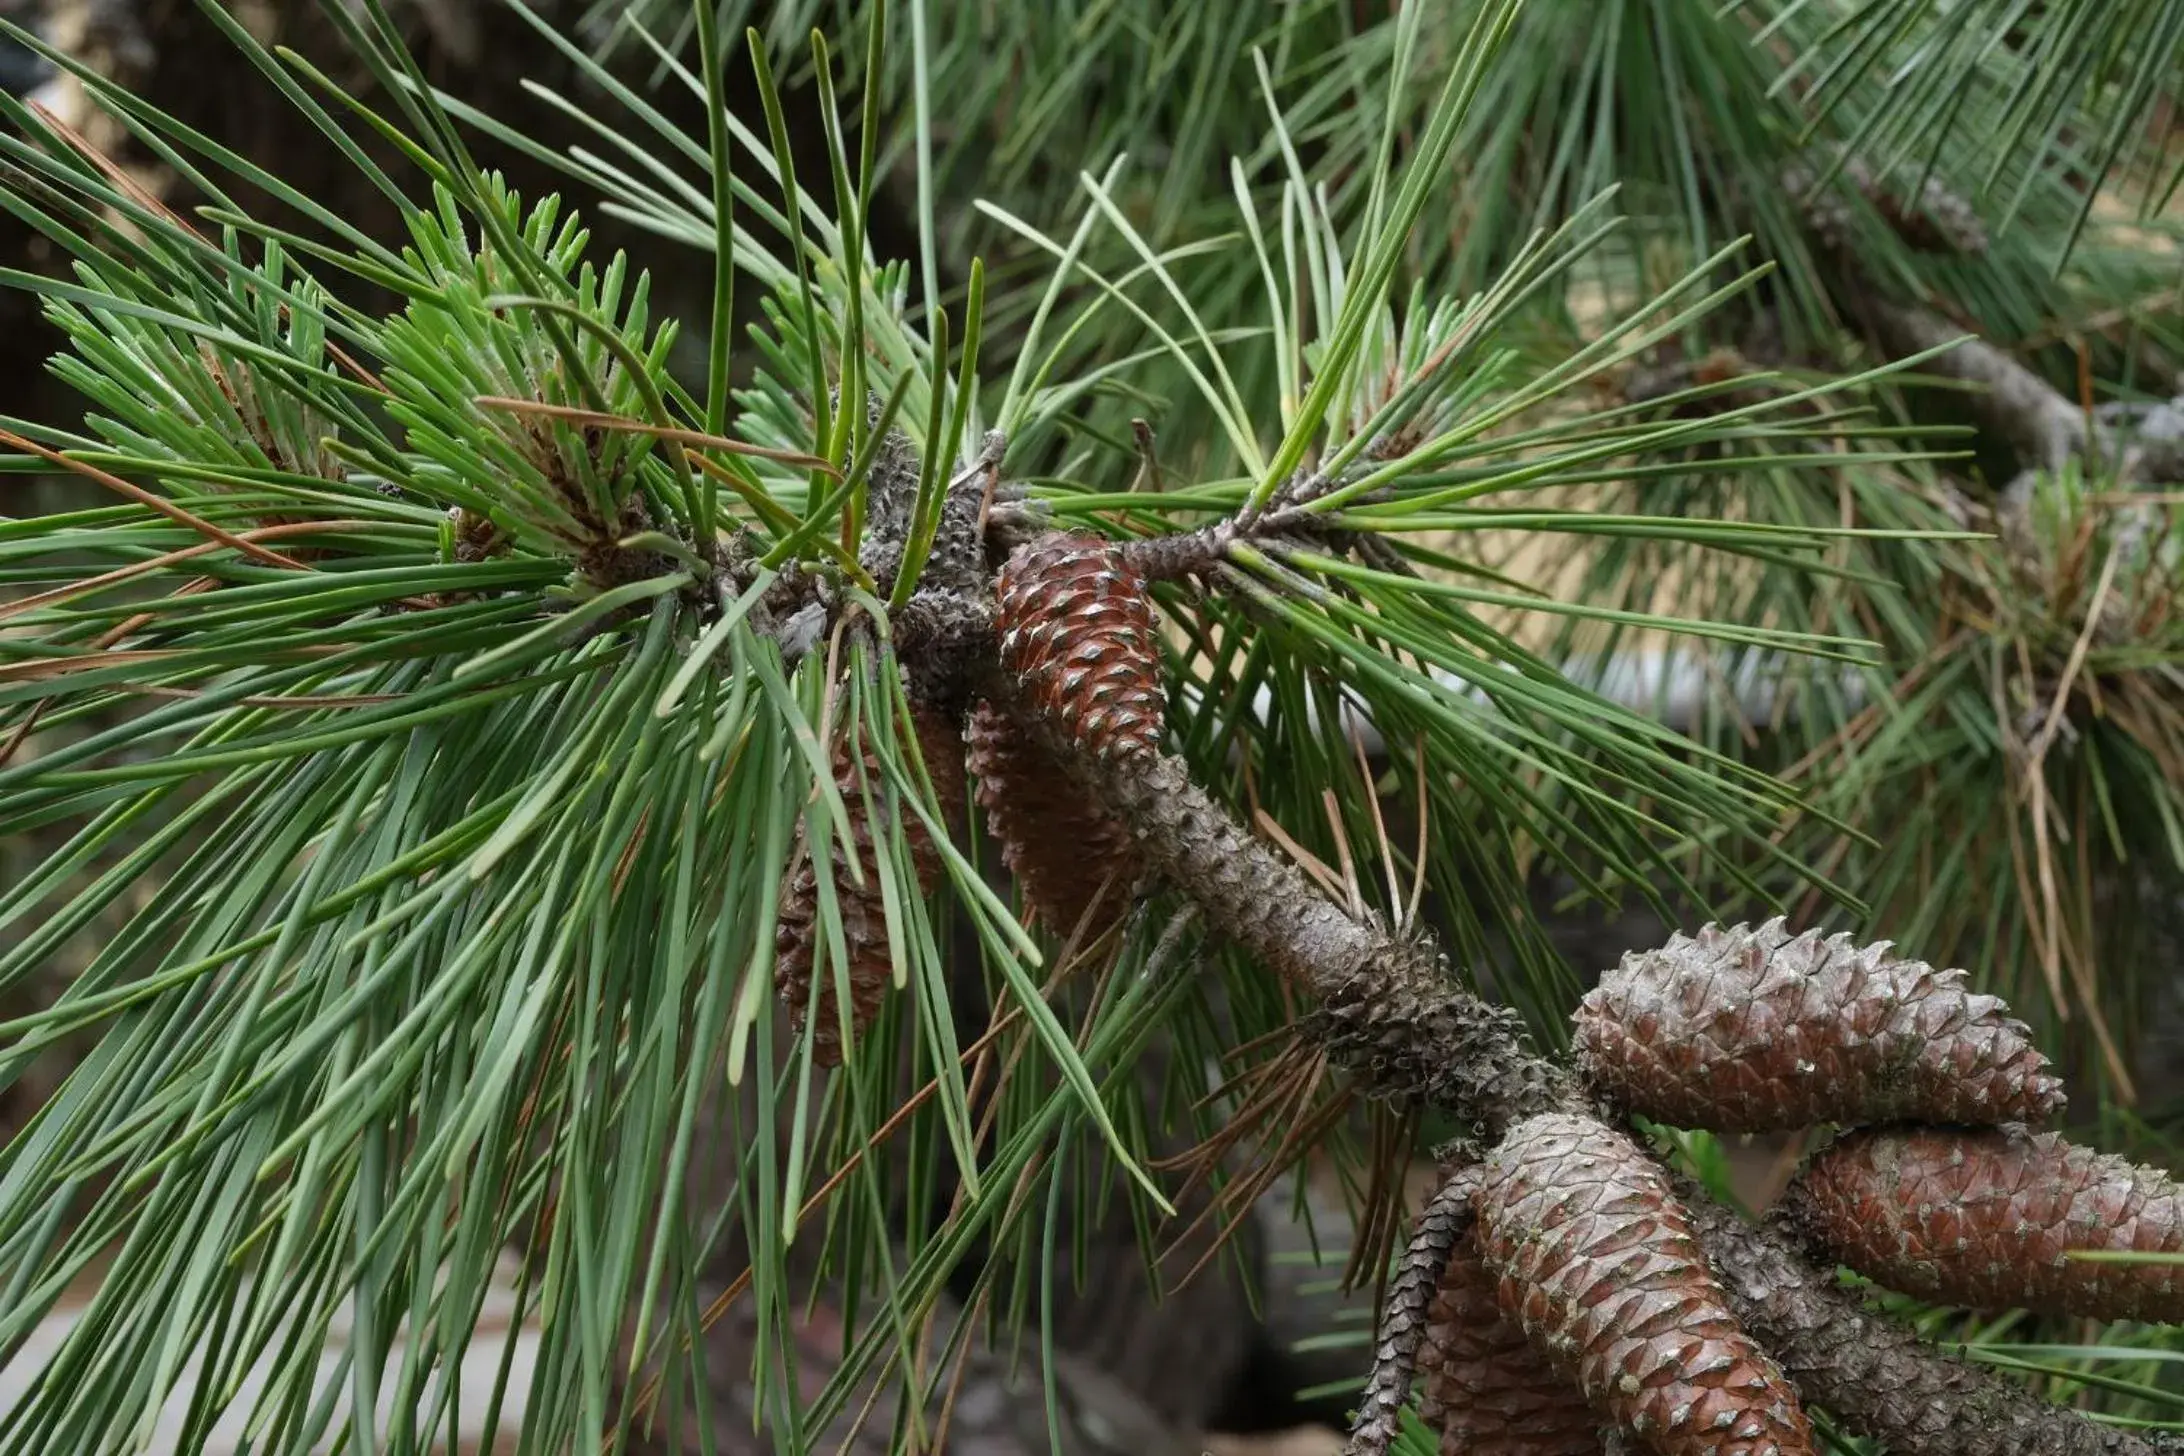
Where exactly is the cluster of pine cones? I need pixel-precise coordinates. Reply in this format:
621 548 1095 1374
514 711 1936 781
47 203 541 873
773 523 1162 1065
1418 919 2184 1456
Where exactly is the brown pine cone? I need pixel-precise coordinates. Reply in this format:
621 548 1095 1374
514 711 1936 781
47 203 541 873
1473 1112 1813 1456
1786 1125 2184 1322
1574 920 2063 1133
965 699 1141 943
994 532 1164 760
774 701 966 1066
1418 1228 1605 1456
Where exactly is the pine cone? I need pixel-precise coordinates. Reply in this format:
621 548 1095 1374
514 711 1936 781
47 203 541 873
1574 920 2063 1133
774 702 965 1066
1786 1125 2184 1322
1418 1229 1605 1456
965 699 1141 942
1473 1112 1813 1456
994 532 1164 760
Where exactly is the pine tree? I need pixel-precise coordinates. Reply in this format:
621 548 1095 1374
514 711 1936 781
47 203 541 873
2 2 2184 1453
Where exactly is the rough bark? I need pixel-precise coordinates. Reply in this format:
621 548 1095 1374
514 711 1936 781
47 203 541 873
1687 1194 2183 1456
1012 728 1569 1136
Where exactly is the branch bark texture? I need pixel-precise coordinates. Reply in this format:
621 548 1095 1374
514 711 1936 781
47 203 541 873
1014 722 1569 1138
1685 1194 2182 1456
1846 292 2087 477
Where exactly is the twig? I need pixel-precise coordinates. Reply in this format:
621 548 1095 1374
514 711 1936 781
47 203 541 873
1833 288 2184 486
1343 1165 1480 1456
1116 471 1355 583
1847 293 2088 477
1002 705 1570 1137
1786 158 2111 484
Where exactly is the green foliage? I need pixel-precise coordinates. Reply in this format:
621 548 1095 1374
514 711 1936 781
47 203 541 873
1741 0 2184 244
2 0 2184 1449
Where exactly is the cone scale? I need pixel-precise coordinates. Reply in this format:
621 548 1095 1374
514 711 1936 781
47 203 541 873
965 699 1141 943
773 703 965 1067
993 532 1165 761
1418 1229 1605 1456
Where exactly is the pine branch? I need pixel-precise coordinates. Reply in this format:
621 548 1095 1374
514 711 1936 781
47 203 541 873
1114 471 1365 585
996 699 1571 1137
1842 290 2088 479
1684 1196 2184 1456
15 3 2184 1440
1792 162 2184 490
1792 157 2079 476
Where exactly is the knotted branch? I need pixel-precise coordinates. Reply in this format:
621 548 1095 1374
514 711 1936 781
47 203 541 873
996 708 1570 1139
1789 157 2184 491
1684 1192 2183 1456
